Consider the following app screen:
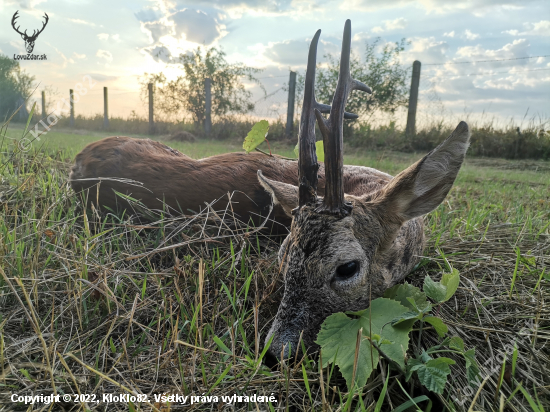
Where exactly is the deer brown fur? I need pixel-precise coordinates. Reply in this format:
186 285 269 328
70 136 393 233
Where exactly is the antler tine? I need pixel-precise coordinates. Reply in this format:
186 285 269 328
37 13 49 35
314 19 372 215
29 13 49 39
297 29 322 208
11 11 25 36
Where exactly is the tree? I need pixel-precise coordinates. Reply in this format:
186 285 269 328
295 38 409 122
0 54 35 121
141 47 263 127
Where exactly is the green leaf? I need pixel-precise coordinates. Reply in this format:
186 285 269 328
391 311 421 326
384 283 429 312
423 275 447 303
392 396 430 412
420 349 433 364
423 316 448 337
374 365 390 412
463 348 481 386
519 255 536 267
293 140 325 162
315 141 324 162
316 298 412 390
212 335 231 354
19 368 35 382
449 336 465 351
441 268 460 301
243 120 269 153
413 357 455 394
405 358 424 381
109 337 117 353
302 364 313 404
24 102 36 136
371 334 393 345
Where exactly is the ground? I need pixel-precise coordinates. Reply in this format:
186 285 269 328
0 125 548 411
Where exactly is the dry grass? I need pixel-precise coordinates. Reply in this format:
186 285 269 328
0 119 549 411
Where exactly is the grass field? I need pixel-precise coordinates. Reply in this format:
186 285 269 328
1 123 549 411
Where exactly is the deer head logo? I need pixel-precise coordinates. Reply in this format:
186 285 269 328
11 10 49 54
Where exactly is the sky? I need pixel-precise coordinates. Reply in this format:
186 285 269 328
1 0 549 128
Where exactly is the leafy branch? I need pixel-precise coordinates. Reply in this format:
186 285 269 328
316 268 481 397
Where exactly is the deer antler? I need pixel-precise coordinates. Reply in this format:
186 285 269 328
297 30 322 207
314 19 371 215
298 28 364 209
29 13 49 40
11 11 26 37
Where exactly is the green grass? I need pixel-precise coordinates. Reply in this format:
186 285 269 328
1 123 549 411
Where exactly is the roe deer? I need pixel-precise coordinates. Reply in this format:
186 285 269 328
258 20 470 364
69 20 470 364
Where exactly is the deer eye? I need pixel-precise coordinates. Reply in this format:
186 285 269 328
335 261 359 281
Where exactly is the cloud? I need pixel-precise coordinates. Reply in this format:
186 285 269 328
401 37 449 65
261 38 339 67
463 29 479 40
503 20 550 37
67 18 96 27
371 17 407 33
455 39 530 66
262 39 309 66
443 31 455 37
141 22 172 43
96 49 113 62
167 0 335 18
143 45 173 63
97 33 121 42
73 52 86 59
135 7 163 23
171 9 225 45
343 0 541 15
87 73 119 82
3 0 47 9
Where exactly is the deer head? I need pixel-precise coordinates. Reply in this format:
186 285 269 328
11 11 49 54
258 20 470 364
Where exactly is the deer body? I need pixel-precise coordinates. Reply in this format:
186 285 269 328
70 136 393 232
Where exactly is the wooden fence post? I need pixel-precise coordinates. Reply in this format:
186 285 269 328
204 78 212 135
148 83 155 134
286 71 296 140
41 91 46 118
69 89 75 127
405 60 421 137
515 127 522 159
103 87 109 129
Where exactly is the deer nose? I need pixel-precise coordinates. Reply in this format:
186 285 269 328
263 339 297 368
263 350 279 369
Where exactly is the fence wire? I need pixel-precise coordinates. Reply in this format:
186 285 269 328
251 87 287 119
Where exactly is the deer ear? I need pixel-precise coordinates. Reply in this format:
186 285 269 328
374 121 470 221
257 170 298 217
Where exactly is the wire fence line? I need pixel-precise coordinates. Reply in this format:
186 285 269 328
28 53 547 132
248 54 549 125
423 54 549 66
